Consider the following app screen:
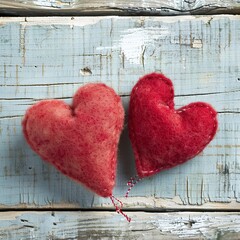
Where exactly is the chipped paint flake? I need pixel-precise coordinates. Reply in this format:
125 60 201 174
191 39 203 48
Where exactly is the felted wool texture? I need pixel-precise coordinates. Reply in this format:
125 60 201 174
129 73 218 178
22 83 124 197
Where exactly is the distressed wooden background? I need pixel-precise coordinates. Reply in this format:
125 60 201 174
1 0 240 15
0 1 240 239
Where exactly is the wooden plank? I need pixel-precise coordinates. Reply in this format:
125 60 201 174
0 211 240 239
0 0 240 16
0 16 240 209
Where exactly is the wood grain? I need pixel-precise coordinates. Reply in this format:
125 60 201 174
0 0 240 16
0 16 240 209
0 211 240 239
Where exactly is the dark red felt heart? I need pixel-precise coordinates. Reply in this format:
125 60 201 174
22 84 124 197
129 73 218 178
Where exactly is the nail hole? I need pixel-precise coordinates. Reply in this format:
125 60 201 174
80 67 92 76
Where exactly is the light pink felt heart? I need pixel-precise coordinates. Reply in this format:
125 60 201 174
22 84 124 197
129 73 218 178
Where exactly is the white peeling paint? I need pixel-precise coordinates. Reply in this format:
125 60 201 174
97 27 170 65
33 0 55 8
149 213 240 238
118 27 169 65
32 0 73 8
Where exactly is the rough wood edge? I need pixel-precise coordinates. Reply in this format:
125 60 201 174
0 1 240 16
0 211 240 239
1 15 240 25
0 197 239 211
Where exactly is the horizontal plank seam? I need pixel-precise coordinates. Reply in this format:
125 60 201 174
1 208 240 213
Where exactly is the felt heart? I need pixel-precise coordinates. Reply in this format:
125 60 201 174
129 73 218 178
22 84 124 197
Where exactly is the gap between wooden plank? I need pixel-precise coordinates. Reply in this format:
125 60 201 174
1 207 240 213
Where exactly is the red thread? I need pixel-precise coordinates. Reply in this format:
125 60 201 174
110 195 131 222
125 175 142 198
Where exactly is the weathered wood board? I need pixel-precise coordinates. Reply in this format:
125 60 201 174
1 0 240 15
0 16 240 210
0 211 240 239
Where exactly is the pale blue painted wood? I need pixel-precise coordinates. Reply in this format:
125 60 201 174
0 211 240 239
0 16 240 209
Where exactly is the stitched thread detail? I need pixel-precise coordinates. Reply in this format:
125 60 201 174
139 104 217 177
130 74 218 177
22 87 124 198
